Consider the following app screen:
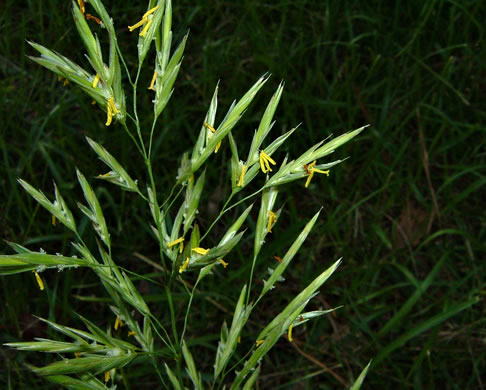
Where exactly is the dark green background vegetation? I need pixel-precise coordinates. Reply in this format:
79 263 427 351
1 0 485 388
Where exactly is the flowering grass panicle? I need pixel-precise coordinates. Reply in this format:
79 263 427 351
2 0 371 388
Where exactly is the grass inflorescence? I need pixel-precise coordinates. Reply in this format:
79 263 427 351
1 0 484 389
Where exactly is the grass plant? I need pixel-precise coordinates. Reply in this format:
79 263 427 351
1 0 369 388
1 0 484 389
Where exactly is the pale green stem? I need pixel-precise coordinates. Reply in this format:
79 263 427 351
115 41 134 87
121 122 145 159
246 254 259 305
163 184 184 215
117 40 145 157
166 285 179 346
144 313 176 355
144 158 184 385
200 192 234 242
126 112 137 124
200 187 264 242
132 65 148 159
167 286 185 383
226 187 264 213
148 115 158 160
165 285 184 385
180 278 198 342
151 357 169 389
126 61 182 387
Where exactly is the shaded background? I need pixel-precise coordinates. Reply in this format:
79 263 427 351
1 0 485 388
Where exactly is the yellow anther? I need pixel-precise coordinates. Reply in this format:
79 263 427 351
106 103 112 126
63 78 69 86
128 331 137 337
204 122 221 153
168 237 184 247
74 352 81 358
192 247 209 255
259 150 276 173
104 371 110 382
304 161 330 188
128 6 158 34
219 259 228 268
78 0 85 15
148 71 157 91
267 210 277 233
91 100 96 105
105 97 119 127
179 257 190 273
237 164 247 187
128 19 146 31
204 121 217 133
256 339 265 347
142 5 159 19
139 19 152 37
168 237 184 254
288 323 293 342
97 172 111 178
92 73 100 89
114 316 125 330
51 215 56 226
313 167 330 175
215 141 222 153
34 271 44 291
238 335 241 343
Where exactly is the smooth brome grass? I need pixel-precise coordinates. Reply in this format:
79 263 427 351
2 0 370 388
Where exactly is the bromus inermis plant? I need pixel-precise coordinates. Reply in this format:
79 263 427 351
2 0 371 388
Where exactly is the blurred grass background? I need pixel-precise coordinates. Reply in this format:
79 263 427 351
1 0 485 388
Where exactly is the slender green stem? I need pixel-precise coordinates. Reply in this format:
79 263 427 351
166 285 179 346
136 189 149 202
181 279 198 342
175 354 184 388
148 115 158 160
160 183 178 210
115 40 134 87
122 122 145 158
200 187 264 242
199 186 265 305
246 254 258 305
126 112 138 126
146 314 176 354
166 283 183 389
226 187 264 213
253 290 264 308
164 185 184 214
165 285 184 386
200 193 234 242
133 65 148 159
151 356 169 390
